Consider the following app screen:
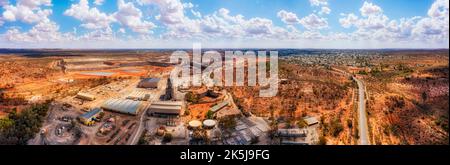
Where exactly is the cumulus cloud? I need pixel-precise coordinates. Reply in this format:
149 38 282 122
183 2 194 9
277 10 300 24
339 13 358 28
360 1 382 17
338 0 448 44
114 0 156 34
64 0 115 29
4 19 74 42
2 0 52 24
191 9 201 18
0 0 9 6
412 0 449 41
78 26 115 41
138 0 186 24
1 0 448 48
300 14 328 30
319 6 331 15
94 0 104 5
309 0 328 6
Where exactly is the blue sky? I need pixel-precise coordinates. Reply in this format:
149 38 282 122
0 0 448 48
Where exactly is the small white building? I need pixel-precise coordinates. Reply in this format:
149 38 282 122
76 92 96 101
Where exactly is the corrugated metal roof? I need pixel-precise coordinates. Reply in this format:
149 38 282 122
152 101 183 106
149 105 181 110
101 99 143 115
303 116 319 126
80 108 102 119
141 78 160 83
277 129 307 137
210 101 229 112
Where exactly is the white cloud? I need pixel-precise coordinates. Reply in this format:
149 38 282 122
309 0 327 6
338 0 448 45
183 2 194 9
191 9 201 18
0 0 9 6
413 0 448 42
119 28 126 33
300 13 328 30
94 0 104 5
427 0 449 18
277 10 300 25
114 0 156 34
244 17 274 35
4 19 73 42
78 26 114 41
138 0 186 25
2 0 52 24
64 0 115 29
339 13 358 28
360 1 382 17
1 0 448 48
319 6 331 15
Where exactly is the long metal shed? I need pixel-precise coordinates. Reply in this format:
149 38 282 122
147 101 183 117
210 101 229 113
101 99 143 115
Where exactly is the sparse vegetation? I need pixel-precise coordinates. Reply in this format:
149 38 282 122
0 103 49 145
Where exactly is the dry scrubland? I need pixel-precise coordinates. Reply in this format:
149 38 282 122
0 49 448 145
228 62 359 144
359 51 449 145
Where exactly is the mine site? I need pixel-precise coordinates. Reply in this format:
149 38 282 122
0 49 448 145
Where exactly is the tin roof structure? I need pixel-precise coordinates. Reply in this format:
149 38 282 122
101 99 143 115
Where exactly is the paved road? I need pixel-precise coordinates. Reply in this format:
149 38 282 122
354 77 369 145
331 67 370 145
128 78 167 145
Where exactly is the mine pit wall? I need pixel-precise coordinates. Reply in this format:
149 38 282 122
65 61 152 71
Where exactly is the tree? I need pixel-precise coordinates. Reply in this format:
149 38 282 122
220 117 236 129
163 133 173 143
421 91 428 104
347 119 353 128
186 92 199 103
205 110 214 119
0 118 14 131
297 119 307 128
318 136 327 145
0 103 49 145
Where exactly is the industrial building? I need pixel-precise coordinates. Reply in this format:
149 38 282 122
101 99 144 115
210 101 229 113
138 78 160 88
277 129 308 137
126 90 151 101
147 101 183 117
303 116 319 126
188 120 202 129
79 108 103 126
203 119 217 129
76 92 96 101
